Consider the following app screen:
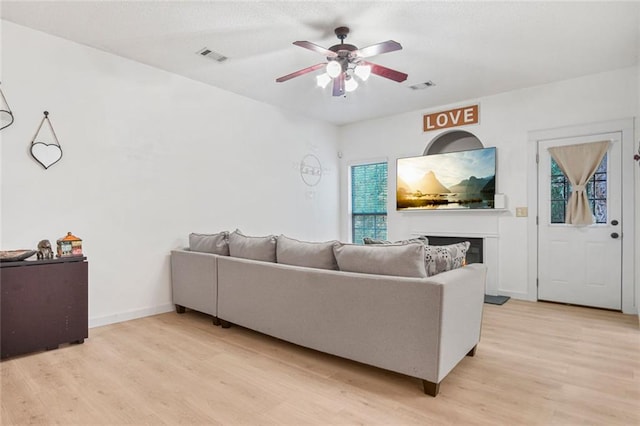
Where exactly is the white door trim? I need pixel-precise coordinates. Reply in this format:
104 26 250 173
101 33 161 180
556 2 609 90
527 118 636 314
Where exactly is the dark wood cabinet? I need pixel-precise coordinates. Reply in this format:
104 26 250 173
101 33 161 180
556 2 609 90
1 257 88 359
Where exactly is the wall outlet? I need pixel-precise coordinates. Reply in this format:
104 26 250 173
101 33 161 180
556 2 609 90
515 207 528 217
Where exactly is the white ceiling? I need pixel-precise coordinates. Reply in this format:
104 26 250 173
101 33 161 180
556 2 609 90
2 1 639 125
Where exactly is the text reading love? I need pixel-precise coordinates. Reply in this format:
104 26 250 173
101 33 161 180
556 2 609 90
423 104 479 132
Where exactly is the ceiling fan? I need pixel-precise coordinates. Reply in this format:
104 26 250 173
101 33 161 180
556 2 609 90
276 26 408 96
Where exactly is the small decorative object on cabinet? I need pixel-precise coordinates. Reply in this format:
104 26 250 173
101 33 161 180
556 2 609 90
1 256 88 359
57 232 83 257
30 111 63 169
0 81 14 131
37 239 54 259
0 250 37 262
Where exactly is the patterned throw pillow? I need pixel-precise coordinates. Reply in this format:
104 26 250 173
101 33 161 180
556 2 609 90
424 242 470 276
363 236 429 246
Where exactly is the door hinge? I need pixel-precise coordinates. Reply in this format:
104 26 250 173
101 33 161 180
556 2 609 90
536 153 539 163
536 216 539 225
536 278 539 288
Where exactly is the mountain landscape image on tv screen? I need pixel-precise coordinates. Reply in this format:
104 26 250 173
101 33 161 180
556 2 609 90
396 147 496 210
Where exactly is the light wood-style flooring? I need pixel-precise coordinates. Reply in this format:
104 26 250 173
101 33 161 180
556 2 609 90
1 300 639 425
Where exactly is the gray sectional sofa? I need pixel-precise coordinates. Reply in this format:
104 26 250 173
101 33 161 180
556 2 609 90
170 231 487 396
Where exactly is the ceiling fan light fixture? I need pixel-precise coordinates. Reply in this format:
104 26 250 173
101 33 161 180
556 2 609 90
326 61 342 78
345 76 359 92
276 26 407 97
354 64 371 81
316 73 332 89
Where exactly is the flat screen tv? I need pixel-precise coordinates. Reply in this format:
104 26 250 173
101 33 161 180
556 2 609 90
396 147 496 210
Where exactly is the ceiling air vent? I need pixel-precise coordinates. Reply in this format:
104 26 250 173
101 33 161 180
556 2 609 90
409 81 435 90
196 47 228 63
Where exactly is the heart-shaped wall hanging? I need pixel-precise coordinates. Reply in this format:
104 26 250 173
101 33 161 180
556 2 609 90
31 142 63 169
30 111 63 170
0 110 13 131
0 82 14 131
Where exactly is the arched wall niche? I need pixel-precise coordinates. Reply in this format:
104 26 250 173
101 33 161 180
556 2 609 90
423 130 484 155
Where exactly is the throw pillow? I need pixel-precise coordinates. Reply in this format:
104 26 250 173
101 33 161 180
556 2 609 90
424 242 470 276
363 236 429 246
189 232 229 256
228 229 277 263
276 235 338 270
332 242 427 278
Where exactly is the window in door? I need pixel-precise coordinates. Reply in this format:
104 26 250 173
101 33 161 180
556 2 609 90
351 162 388 243
550 153 607 224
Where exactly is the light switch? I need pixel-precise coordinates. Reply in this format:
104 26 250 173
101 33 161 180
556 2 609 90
515 207 528 217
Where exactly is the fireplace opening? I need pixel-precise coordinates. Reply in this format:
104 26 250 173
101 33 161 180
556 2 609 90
424 236 483 264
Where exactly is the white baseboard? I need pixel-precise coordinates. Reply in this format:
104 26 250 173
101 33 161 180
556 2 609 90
89 303 175 328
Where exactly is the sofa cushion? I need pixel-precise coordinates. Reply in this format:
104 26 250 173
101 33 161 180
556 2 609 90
424 242 470 276
363 236 429 246
333 242 427 278
228 230 277 263
189 232 229 255
276 235 338 270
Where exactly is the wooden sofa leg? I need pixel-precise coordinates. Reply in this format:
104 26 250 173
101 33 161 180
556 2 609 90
175 305 186 314
219 319 231 329
466 345 477 357
422 380 440 397
212 317 221 326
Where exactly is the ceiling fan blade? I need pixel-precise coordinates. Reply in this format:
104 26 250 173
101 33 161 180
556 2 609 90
332 73 345 96
276 63 326 83
293 41 338 58
362 61 408 82
356 40 402 58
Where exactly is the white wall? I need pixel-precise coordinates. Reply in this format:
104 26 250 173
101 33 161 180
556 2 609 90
0 21 340 327
338 66 638 309
636 37 640 322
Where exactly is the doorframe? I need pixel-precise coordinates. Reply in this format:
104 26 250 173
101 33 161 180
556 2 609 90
527 118 636 314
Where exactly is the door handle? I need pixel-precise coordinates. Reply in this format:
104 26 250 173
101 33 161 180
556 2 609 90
611 220 619 226
611 232 619 239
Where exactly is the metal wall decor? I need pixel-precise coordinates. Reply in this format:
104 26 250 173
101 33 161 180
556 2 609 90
30 111 63 169
0 81 14 130
299 154 322 186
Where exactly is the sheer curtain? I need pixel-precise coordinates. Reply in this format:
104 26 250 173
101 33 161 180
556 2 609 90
548 140 610 225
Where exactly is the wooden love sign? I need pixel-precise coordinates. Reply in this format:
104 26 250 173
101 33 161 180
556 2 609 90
423 104 479 132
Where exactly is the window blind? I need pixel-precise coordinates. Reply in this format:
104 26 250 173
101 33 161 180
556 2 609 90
351 162 388 243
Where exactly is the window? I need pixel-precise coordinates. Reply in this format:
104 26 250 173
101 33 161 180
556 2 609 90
351 162 388 243
550 153 607 224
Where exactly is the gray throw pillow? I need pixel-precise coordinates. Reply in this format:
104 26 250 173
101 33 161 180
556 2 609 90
189 232 229 255
424 242 470 276
276 235 338 270
333 242 427 278
228 229 277 263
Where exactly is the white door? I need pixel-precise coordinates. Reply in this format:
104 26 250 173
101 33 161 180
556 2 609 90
537 132 622 310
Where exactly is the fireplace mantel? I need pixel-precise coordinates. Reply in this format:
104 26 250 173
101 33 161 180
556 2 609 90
415 231 499 239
